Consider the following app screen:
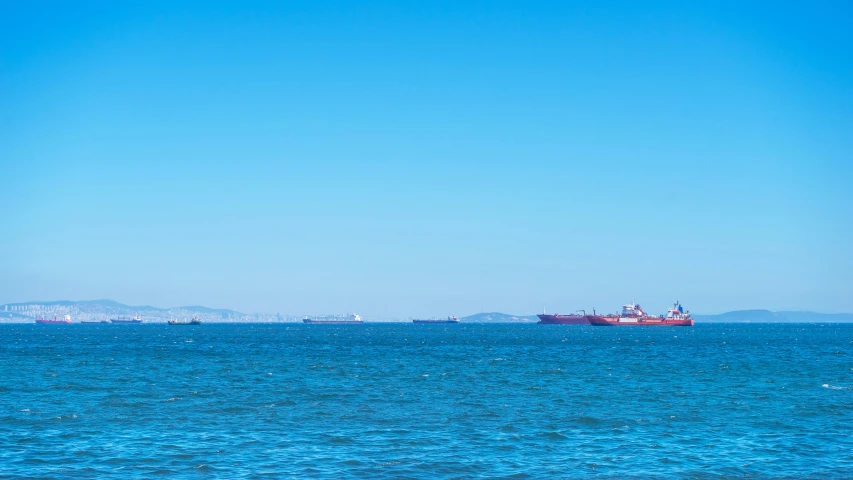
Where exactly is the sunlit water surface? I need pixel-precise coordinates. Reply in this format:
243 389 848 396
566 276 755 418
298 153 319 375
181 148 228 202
1 323 851 478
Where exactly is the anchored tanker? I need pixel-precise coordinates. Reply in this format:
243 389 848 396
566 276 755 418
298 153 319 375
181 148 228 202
169 316 201 325
36 315 72 324
537 309 589 324
586 300 694 326
303 314 363 324
413 316 460 324
111 315 143 324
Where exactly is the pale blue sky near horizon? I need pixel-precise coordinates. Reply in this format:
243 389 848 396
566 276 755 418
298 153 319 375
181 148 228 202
1 1 851 318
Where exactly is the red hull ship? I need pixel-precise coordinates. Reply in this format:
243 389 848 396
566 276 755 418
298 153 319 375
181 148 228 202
586 300 694 327
35 315 72 325
537 310 589 324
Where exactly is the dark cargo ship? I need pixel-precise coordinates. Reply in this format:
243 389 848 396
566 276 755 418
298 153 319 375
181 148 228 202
413 316 460 324
537 310 589 324
110 315 143 324
169 316 201 325
303 314 363 324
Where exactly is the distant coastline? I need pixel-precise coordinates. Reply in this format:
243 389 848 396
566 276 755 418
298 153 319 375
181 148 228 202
1 300 852 324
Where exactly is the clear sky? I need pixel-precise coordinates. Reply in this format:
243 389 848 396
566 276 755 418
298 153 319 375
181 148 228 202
1 1 851 318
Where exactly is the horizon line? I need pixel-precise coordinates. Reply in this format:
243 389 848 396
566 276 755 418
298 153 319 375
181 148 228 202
2 299 853 317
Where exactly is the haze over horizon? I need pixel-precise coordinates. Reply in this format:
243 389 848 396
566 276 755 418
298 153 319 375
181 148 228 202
3 298 853 320
2 1 851 318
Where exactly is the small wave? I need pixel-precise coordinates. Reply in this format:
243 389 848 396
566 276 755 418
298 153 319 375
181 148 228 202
539 431 569 441
822 384 850 390
574 416 602 425
327 435 355 445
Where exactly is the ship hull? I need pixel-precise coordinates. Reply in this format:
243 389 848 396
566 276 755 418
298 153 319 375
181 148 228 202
35 320 72 324
413 320 459 324
110 320 142 324
585 315 693 326
537 314 588 325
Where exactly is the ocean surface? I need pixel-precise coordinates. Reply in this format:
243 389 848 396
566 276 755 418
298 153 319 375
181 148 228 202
1 323 851 478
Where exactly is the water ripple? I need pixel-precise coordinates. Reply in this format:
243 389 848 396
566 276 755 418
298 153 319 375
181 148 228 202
1 323 851 478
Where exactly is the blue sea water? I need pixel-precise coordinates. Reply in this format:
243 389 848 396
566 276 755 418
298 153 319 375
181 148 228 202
1 323 851 478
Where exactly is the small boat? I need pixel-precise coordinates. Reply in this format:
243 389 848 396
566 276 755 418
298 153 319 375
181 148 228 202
413 316 460 324
36 315 72 324
168 316 201 325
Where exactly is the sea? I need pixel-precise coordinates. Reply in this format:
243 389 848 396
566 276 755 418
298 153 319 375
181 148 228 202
1 323 851 478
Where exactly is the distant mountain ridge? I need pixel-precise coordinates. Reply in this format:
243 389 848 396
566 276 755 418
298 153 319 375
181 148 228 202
173 305 245 316
0 299 249 323
3 299 243 315
4 299 169 311
693 310 853 323
460 312 539 323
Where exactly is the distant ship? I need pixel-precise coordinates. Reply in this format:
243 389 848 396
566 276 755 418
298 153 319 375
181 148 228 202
413 316 460 324
80 320 109 324
537 309 589 324
169 316 201 326
36 315 72 325
110 315 143 324
586 300 694 326
303 314 363 324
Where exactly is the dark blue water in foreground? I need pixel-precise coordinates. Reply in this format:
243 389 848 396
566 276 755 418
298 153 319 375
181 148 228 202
1 323 851 478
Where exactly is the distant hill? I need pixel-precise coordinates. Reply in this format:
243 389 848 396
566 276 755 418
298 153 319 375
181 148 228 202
461 312 539 323
693 310 853 323
175 305 244 317
0 299 248 323
4 299 167 311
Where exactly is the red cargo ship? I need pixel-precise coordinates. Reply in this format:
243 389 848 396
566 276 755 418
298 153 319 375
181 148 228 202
586 300 694 326
537 309 589 324
35 315 72 324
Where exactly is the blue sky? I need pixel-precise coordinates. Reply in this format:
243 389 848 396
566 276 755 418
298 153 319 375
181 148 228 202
1 1 851 317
